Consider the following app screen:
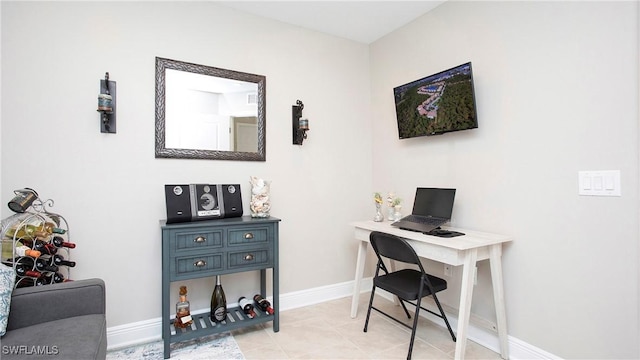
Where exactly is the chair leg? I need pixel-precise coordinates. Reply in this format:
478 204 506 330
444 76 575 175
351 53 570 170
363 285 376 332
407 294 423 360
432 293 456 342
398 298 412 319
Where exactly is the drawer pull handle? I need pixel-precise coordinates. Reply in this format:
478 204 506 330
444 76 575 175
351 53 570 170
193 236 206 243
244 254 254 261
194 260 207 267
244 233 254 240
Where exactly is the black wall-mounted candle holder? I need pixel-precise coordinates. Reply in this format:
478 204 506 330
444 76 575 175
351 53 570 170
97 72 116 134
292 100 309 145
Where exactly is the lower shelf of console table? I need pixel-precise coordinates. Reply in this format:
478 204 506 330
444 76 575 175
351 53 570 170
169 306 275 343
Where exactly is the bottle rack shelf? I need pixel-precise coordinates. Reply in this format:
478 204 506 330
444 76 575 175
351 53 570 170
169 306 274 342
0 196 74 289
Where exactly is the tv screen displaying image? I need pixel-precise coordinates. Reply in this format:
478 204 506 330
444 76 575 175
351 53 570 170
393 62 478 139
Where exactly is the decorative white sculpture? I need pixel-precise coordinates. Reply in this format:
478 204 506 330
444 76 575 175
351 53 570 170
249 176 271 218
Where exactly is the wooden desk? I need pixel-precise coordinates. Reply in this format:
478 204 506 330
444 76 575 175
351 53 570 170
350 221 512 360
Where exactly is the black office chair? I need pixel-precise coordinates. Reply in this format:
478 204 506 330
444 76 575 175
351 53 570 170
363 231 456 360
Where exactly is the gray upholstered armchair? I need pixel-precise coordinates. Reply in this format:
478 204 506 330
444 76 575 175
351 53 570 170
2 278 107 360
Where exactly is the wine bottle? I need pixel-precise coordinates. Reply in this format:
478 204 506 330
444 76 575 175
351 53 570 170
174 286 193 328
15 277 45 288
41 222 66 235
238 296 256 319
3 260 43 278
50 254 76 267
210 275 227 323
7 257 57 273
40 243 58 256
5 221 65 240
17 238 48 252
16 265 43 278
253 294 275 315
43 272 65 284
5 224 47 240
51 236 76 249
35 258 58 272
15 245 41 258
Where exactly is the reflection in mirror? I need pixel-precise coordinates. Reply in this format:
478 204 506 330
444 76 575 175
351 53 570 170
165 69 258 152
155 57 266 161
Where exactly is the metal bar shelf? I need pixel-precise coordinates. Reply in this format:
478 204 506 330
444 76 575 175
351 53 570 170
169 307 274 344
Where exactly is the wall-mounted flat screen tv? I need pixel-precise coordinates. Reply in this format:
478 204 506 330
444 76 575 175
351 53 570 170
393 62 478 139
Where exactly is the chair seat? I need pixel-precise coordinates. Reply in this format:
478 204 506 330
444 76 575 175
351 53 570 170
374 269 447 301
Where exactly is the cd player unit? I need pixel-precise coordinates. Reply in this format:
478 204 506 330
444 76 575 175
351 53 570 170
165 184 243 224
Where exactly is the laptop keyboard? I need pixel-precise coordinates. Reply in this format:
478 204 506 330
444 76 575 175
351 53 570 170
402 215 444 225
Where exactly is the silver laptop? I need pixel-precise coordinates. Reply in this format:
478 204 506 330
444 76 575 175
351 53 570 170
391 188 456 233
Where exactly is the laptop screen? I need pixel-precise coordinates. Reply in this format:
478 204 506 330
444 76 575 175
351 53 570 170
412 188 456 219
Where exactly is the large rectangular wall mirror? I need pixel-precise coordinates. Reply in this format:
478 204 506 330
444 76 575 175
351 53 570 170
155 57 266 161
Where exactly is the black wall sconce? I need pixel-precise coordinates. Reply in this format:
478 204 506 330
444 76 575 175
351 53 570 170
292 100 309 145
97 72 116 133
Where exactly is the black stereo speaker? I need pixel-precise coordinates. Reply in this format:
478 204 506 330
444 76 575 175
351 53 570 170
220 184 243 217
165 184 243 224
164 185 192 224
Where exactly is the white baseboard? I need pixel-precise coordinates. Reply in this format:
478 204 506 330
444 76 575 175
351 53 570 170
279 277 364 311
508 336 562 360
106 317 162 351
107 278 559 359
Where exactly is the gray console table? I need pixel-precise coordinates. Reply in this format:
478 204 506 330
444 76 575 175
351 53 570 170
161 216 280 359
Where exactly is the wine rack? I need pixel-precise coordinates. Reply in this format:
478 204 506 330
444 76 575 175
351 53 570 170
1 196 74 289
161 216 280 359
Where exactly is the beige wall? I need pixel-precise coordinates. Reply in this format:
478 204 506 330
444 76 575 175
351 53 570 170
370 1 638 358
1 1 373 328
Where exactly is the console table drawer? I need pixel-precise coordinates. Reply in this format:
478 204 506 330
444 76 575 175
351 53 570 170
172 253 224 280
172 229 223 252
228 226 271 246
228 248 272 269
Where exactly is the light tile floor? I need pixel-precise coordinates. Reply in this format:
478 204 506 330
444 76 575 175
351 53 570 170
232 293 502 359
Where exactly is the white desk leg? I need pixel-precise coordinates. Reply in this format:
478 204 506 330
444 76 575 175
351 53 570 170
455 248 478 360
490 244 509 359
350 241 368 318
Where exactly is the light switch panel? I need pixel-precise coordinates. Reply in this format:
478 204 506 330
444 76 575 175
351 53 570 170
578 170 621 196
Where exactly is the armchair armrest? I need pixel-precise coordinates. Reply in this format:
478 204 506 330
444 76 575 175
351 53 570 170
7 278 105 331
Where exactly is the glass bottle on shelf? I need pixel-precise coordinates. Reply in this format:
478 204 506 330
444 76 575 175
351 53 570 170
49 254 76 267
15 238 47 252
5 257 57 273
41 222 66 235
174 286 193 328
5 221 65 240
15 245 41 258
2 260 42 278
15 277 46 288
210 275 227 323
43 271 66 284
5 224 46 240
51 236 76 249
238 296 256 319
253 294 275 315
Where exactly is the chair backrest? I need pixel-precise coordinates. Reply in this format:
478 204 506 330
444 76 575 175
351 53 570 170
369 231 424 271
